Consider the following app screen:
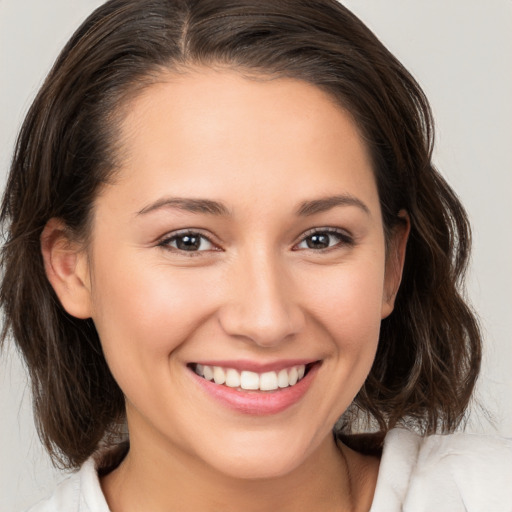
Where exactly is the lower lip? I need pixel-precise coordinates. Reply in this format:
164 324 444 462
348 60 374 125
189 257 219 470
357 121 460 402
189 363 320 415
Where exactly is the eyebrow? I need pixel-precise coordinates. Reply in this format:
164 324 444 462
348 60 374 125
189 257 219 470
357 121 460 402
136 194 370 217
296 195 370 217
137 197 231 216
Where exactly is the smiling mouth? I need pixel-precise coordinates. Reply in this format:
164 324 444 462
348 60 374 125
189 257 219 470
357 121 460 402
189 362 317 392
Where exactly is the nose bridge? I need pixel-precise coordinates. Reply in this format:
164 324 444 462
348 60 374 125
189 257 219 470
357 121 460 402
219 244 303 346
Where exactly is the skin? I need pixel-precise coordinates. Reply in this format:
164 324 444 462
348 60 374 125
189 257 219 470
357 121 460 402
42 68 409 512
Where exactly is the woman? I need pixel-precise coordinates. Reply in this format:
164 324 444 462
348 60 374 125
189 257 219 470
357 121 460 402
1 0 511 510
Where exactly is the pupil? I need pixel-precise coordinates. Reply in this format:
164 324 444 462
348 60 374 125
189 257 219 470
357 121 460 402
307 233 329 249
177 235 200 251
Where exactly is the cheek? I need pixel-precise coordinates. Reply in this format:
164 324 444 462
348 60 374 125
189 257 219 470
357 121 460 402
294 258 385 425
304 258 386 348
89 251 218 377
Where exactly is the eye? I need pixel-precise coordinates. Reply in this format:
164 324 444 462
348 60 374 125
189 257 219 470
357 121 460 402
158 231 217 253
295 228 353 251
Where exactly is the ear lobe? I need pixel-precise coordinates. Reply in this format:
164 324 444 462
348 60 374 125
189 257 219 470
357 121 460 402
41 218 92 319
381 210 410 319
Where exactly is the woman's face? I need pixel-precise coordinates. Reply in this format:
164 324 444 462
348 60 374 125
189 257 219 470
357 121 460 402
76 69 404 479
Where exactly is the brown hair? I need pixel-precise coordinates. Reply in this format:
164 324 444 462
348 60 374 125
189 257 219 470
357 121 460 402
1 0 481 468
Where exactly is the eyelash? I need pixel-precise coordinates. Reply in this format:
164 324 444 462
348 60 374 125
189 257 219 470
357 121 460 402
157 227 354 256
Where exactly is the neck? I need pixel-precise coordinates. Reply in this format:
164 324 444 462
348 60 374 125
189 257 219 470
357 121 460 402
100 433 377 512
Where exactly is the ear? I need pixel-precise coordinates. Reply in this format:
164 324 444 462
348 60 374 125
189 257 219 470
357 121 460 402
40 218 92 319
381 210 410 319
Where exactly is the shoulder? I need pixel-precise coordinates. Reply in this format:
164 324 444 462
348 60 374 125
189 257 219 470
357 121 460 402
371 428 512 512
25 459 110 512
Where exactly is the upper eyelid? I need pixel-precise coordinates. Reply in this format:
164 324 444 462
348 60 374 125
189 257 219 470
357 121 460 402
297 226 353 240
160 228 214 240
301 226 349 235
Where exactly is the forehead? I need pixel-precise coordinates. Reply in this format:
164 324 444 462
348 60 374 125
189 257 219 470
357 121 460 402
107 67 378 217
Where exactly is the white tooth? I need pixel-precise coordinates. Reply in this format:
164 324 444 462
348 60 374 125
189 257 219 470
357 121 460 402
288 367 299 386
213 366 226 385
259 371 278 391
297 365 305 380
240 371 260 390
277 368 289 388
203 365 214 381
195 363 204 376
225 368 241 388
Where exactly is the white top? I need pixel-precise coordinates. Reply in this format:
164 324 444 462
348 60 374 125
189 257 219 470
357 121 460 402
27 429 512 512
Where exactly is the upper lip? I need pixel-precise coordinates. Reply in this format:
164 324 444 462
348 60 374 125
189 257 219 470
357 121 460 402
189 359 319 373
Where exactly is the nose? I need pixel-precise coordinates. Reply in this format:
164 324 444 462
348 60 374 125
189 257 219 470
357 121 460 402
218 249 305 348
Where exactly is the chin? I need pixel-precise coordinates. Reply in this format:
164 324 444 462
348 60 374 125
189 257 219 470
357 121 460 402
198 430 320 481
212 453 302 481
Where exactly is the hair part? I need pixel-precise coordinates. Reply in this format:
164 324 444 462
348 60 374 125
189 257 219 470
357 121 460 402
1 0 481 468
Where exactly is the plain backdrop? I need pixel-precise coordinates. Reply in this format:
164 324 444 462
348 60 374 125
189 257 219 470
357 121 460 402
1 1 511 510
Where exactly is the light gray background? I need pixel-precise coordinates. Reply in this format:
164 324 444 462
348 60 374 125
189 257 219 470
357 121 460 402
1 1 511 510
